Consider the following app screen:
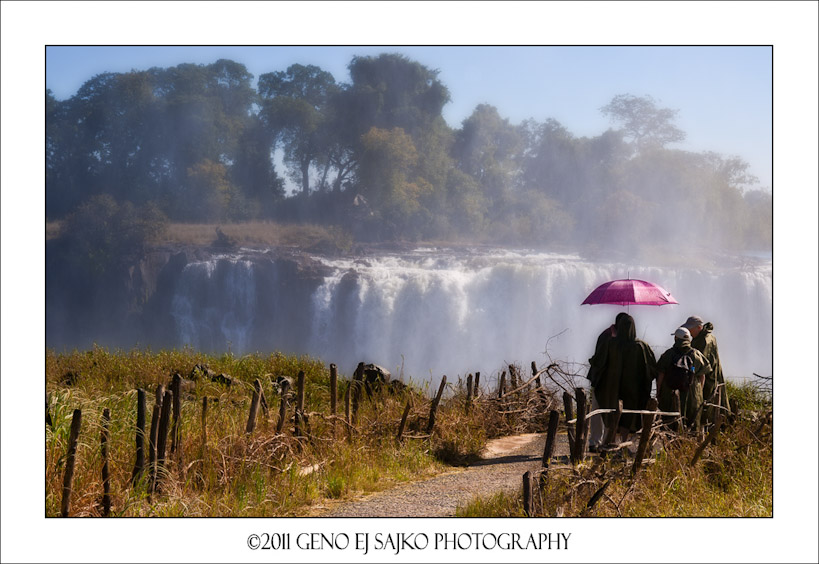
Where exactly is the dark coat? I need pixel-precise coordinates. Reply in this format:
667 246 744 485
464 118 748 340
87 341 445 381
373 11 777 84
595 315 657 433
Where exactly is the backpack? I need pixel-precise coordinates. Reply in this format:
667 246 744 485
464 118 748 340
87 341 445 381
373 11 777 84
666 350 695 392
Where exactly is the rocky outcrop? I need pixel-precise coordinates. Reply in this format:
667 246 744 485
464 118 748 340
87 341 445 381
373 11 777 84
46 243 331 352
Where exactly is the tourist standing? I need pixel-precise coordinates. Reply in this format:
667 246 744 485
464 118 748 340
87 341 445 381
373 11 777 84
657 327 711 432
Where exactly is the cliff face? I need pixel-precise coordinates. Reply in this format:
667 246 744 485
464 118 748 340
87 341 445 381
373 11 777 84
45 243 329 352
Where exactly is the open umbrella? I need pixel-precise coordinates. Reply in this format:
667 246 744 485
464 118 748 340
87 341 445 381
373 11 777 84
581 278 678 306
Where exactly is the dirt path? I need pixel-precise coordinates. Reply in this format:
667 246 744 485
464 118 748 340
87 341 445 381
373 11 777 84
316 433 571 517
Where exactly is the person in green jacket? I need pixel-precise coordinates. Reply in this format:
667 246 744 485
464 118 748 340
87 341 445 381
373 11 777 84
595 313 657 444
683 315 731 423
657 327 711 432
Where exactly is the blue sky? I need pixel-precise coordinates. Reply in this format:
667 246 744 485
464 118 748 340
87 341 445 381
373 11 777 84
46 45 772 190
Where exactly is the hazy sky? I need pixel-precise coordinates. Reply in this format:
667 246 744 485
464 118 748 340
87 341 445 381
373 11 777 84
46 45 773 190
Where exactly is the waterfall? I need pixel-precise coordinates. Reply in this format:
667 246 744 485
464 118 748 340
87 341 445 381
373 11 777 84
169 248 772 384
171 256 257 353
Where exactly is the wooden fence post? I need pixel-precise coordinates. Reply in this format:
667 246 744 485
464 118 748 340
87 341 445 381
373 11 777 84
632 398 659 476
46 392 53 427
522 471 534 517
672 390 683 432
276 378 291 434
498 371 506 398
131 388 146 486
426 375 447 435
101 408 111 516
465 374 473 415
562 390 576 446
295 371 305 437
690 411 724 467
246 379 263 435
509 364 519 391
201 397 208 462
603 400 623 446
345 381 352 442
542 410 561 468
474 372 480 398
148 385 163 490
396 399 412 443
259 387 269 420
170 372 182 455
154 389 173 492
351 363 364 423
572 388 587 464
61 408 82 517
330 363 338 436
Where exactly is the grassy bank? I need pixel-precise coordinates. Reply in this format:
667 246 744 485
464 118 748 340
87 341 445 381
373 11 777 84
45 347 524 517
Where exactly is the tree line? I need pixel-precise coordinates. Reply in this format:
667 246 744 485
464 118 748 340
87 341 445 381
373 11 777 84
46 53 772 253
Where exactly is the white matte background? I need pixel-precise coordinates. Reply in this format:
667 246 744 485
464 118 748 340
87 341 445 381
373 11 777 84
2 2 816 563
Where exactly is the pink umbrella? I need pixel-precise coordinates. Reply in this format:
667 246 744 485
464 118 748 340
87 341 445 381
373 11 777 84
581 278 678 306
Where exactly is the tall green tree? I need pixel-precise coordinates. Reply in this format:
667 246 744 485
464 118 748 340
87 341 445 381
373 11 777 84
346 53 451 139
452 104 523 220
601 94 686 151
343 54 454 237
259 64 338 196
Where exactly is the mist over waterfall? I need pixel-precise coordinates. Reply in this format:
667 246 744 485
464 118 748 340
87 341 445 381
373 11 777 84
168 248 772 384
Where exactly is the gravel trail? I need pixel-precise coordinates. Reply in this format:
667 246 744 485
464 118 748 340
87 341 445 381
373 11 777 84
318 433 571 517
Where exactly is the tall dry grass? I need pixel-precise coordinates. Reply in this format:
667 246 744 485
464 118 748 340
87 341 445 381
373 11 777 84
456 380 773 518
46 349 547 517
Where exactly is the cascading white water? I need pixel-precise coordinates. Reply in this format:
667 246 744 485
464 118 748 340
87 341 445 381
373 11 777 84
171 257 257 353
170 248 772 385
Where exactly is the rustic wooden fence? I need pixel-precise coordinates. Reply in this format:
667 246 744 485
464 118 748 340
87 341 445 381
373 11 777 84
51 361 479 516
521 383 742 517
48 359 738 517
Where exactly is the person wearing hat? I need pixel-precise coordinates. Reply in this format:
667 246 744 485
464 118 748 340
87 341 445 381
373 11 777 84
656 326 711 432
684 315 730 423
